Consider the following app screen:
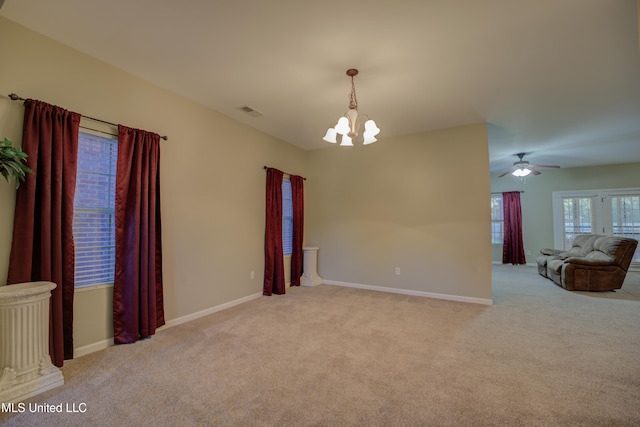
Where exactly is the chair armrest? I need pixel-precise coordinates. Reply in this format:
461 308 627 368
565 257 614 267
540 248 562 256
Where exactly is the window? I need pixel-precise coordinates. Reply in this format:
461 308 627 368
73 132 118 287
561 196 595 248
612 194 640 241
282 179 293 255
553 188 640 264
491 194 504 244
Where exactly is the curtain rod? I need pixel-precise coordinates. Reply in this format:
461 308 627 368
8 93 168 141
263 166 306 180
491 191 524 194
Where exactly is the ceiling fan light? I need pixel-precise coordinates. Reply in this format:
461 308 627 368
323 128 337 143
500 153 558 179
512 168 531 177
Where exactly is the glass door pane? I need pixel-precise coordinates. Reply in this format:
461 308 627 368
562 197 596 250
611 194 640 263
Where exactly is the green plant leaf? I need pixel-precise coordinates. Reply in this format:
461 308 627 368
0 137 33 188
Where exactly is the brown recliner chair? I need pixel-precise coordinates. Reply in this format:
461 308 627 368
537 235 638 291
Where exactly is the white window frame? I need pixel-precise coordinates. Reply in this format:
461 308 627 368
552 187 640 263
491 194 504 245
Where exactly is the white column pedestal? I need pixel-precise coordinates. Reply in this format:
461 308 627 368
301 246 323 286
0 281 64 404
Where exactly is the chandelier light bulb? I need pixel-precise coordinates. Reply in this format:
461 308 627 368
362 119 380 145
323 128 337 143
340 135 354 146
363 133 377 145
334 117 350 135
323 68 380 146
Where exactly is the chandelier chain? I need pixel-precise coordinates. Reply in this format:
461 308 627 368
349 76 358 110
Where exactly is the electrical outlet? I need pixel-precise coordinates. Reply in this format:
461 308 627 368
250 271 255 280
395 267 401 275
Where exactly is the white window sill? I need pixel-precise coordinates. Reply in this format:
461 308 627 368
75 283 114 293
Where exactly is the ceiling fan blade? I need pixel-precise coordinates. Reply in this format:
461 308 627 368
532 169 542 175
529 164 560 169
498 169 514 177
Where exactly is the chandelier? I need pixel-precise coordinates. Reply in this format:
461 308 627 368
323 69 380 146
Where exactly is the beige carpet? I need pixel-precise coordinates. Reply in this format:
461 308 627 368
2 265 639 426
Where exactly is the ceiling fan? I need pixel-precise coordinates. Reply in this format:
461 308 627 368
498 152 560 178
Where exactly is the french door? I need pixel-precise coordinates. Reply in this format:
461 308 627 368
552 188 640 264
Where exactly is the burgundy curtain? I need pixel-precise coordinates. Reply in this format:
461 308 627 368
113 125 165 344
7 99 80 367
290 175 304 286
263 168 285 295
502 191 526 265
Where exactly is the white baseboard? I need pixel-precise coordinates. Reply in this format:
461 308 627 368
73 291 263 358
74 338 114 358
492 261 536 267
161 292 263 329
322 279 493 306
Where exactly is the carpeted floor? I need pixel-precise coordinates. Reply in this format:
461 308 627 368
2 265 639 426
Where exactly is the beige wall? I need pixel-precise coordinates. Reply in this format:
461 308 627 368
490 162 640 263
0 17 307 349
306 124 493 300
0 17 493 354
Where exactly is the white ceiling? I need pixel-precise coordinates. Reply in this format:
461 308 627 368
2 0 640 173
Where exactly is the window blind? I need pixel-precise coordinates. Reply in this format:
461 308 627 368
282 179 293 255
73 132 118 287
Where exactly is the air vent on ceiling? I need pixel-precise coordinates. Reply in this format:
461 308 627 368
237 105 264 118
